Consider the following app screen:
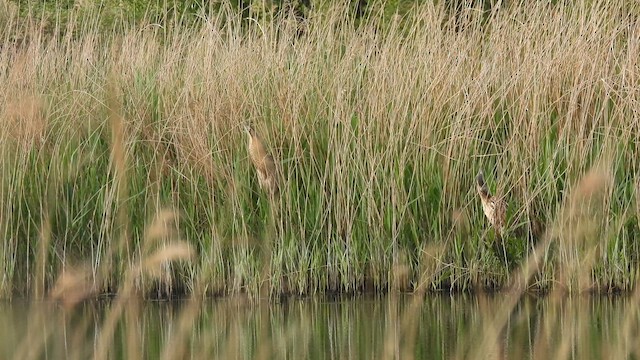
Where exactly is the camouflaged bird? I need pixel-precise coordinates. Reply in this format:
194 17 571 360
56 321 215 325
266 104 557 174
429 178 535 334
244 124 279 197
476 170 507 238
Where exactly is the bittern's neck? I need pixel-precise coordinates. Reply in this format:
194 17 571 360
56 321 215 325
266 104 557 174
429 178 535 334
245 131 254 143
477 184 491 200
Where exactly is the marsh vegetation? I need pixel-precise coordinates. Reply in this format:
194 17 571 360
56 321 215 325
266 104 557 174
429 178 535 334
0 0 639 301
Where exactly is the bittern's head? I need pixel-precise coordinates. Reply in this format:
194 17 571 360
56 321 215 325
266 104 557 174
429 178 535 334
243 123 256 140
476 170 485 186
476 170 489 196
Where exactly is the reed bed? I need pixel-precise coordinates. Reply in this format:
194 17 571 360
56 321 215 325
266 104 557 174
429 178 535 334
0 0 639 300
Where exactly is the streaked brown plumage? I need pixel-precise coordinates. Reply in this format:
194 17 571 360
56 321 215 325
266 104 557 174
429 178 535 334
244 124 279 197
476 170 506 237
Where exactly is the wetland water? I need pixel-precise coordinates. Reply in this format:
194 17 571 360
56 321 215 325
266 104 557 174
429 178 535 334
0 294 634 359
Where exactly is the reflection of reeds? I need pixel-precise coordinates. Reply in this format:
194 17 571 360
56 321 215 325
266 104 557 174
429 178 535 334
4 289 640 358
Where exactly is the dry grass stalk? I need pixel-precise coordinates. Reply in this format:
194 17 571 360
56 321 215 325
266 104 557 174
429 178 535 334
555 166 611 292
391 248 411 292
416 243 446 293
107 77 131 262
2 94 47 150
94 209 193 360
50 266 96 309
34 215 51 299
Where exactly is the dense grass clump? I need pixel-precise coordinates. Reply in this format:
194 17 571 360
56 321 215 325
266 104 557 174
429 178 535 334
1 0 639 298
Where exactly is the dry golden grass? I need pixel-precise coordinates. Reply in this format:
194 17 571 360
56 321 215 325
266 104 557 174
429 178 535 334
0 0 638 303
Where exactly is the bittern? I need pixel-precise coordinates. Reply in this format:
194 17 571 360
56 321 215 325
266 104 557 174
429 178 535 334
476 170 506 238
244 124 279 197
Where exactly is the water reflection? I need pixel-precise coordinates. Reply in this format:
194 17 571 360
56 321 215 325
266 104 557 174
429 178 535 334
0 294 635 359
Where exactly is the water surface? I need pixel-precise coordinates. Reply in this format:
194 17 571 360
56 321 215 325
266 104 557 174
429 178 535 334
0 293 635 359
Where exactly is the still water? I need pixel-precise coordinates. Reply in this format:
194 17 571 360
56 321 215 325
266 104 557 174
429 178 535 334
0 293 636 359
